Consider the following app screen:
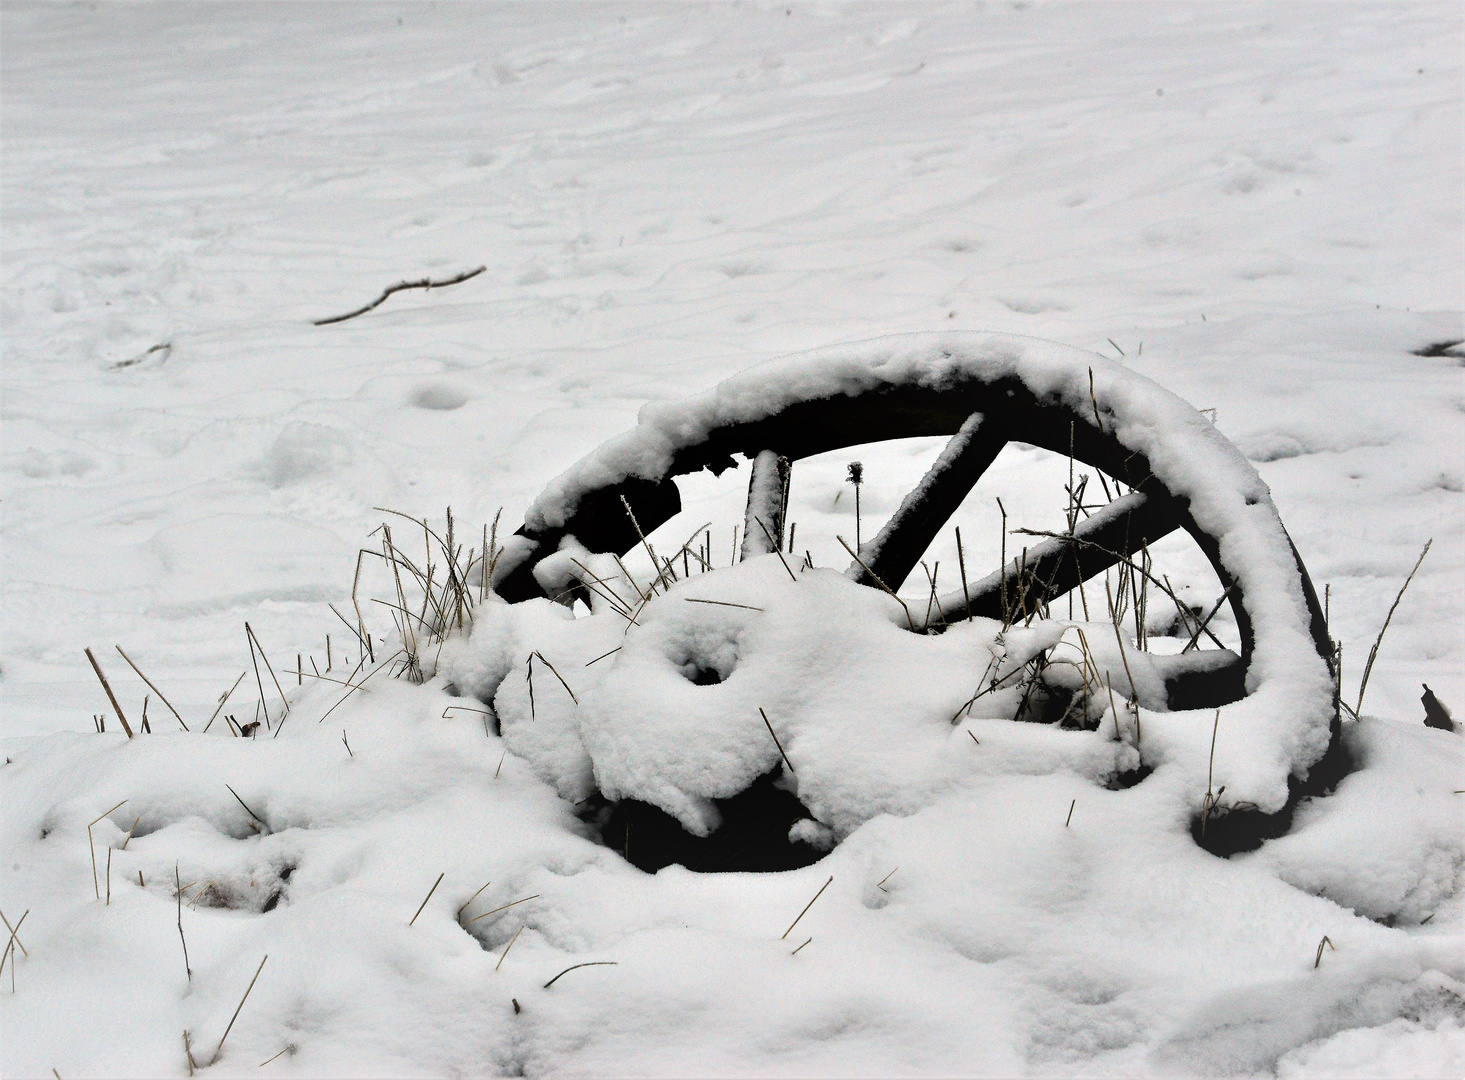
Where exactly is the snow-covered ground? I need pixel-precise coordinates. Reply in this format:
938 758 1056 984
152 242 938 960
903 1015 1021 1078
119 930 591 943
2 3 1462 1077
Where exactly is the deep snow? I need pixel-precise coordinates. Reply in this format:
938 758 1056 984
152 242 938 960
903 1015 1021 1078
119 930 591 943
2 3 1462 1077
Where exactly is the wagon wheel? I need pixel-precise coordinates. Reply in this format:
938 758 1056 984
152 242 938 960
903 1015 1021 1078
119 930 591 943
491 333 1344 857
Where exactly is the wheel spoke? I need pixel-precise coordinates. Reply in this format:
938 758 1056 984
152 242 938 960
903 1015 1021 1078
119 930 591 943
846 413 1005 592
925 489 1187 626
1152 649 1246 710
740 451 792 560
496 477 683 602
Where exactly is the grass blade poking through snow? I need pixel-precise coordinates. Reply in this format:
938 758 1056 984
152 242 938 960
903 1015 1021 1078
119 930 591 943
88 800 128 899
409 873 444 927
211 955 267 1065
542 961 617 989
1354 539 1432 717
782 876 833 939
176 864 191 981
84 648 133 737
759 708 796 776
114 646 188 730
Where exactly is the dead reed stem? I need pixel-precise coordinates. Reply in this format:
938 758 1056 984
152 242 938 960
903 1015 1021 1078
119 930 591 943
532 651 578 704
203 671 247 733
683 597 764 612
782 876 833 939
457 881 493 920
758 708 796 776
88 799 128 899
84 648 133 737
542 961 617 989
495 924 525 971
211 955 267 1065
1313 935 1335 969
176 864 191 981
409 872 445 926
0 908 28 958
114 646 187 730
754 516 799 582
1355 539 1432 716
466 894 540 924
836 535 913 630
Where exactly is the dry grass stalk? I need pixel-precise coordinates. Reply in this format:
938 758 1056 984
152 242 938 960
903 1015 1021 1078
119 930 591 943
0 909 29 989
875 868 898 893
1065 799 1076 827
315 649 405 725
246 623 290 717
257 1045 295 1068
342 730 353 757
1200 710 1223 838
211 955 267 1065
996 498 1010 625
0 908 28 958
84 648 133 738
790 937 812 956
542 961 617 989
585 646 622 667
409 872 445 926
88 799 128 899
1355 539 1432 716
184 1030 197 1076
226 784 266 829
114 646 187 730
532 651 578 704
457 881 493 920
781 875 833 940
176 864 192 981
466 894 541 924
1181 585 1234 653
754 516 799 582
836 535 913 630
683 597 763 612
203 672 247 733
1313 935 1336 969
495 924 525 971
955 527 972 621
106 848 113 905
758 708 796 776
621 495 672 591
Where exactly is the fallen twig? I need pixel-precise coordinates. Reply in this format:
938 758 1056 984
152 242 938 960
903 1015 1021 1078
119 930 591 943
313 266 486 325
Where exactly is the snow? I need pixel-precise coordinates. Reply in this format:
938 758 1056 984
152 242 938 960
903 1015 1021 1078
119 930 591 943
3 2 1463 1077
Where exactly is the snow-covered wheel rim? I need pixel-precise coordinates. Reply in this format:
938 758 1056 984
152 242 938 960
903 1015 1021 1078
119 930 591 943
491 332 1344 855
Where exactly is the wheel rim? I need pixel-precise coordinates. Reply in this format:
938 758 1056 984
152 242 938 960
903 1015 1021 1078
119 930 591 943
489 332 1343 856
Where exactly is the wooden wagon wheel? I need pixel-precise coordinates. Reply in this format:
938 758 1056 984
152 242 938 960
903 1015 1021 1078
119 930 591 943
490 333 1345 857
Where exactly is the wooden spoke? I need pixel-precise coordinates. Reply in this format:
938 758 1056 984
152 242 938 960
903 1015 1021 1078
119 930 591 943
924 490 1188 627
847 413 1005 592
740 451 792 561
498 477 681 602
1152 649 1246 710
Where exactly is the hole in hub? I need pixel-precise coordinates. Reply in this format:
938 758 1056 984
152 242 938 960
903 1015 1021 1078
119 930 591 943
597 771 828 873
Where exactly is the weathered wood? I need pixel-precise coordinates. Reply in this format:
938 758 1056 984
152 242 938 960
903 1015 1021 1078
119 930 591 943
924 490 1188 626
847 413 1005 592
740 451 792 560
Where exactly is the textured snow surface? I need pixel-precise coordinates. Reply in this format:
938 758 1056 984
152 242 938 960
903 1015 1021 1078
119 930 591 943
3 3 1463 1077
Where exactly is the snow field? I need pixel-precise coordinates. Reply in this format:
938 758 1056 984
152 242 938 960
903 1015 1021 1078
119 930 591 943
2 2 1463 1077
